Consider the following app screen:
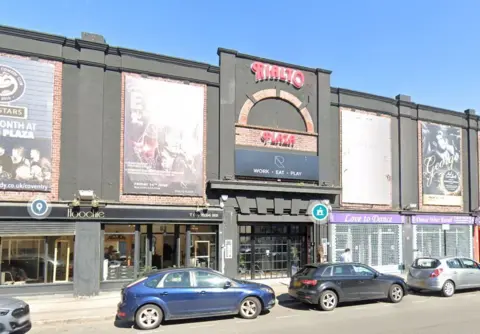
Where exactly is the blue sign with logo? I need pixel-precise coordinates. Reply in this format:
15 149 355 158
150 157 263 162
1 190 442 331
311 203 329 221
27 198 51 220
235 149 319 181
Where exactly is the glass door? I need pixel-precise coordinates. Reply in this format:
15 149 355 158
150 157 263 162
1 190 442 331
53 240 71 282
190 233 217 270
194 240 210 268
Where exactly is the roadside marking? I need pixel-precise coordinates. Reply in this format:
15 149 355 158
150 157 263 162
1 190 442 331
276 315 300 319
412 300 430 304
188 324 216 328
235 319 257 324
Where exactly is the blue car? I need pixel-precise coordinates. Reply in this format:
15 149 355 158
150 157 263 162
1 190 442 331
117 267 276 330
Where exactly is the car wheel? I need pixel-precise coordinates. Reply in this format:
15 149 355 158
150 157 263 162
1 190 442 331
239 296 261 319
318 290 338 311
441 280 455 297
388 284 404 303
135 304 163 330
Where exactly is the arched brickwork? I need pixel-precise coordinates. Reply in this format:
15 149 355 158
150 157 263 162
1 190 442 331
238 89 315 133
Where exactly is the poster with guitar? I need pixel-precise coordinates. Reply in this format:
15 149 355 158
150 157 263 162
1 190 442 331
122 74 205 196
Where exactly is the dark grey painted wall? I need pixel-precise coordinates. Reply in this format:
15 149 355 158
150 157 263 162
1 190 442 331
0 26 220 202
74 222 101 297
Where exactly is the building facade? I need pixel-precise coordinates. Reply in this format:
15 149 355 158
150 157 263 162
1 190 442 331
0 26 478 296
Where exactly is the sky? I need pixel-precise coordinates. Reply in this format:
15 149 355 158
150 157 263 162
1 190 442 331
2 0 479 112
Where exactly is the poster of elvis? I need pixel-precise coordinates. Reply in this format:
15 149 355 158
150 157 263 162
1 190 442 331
421 122 462 206
0 56 54 192
123 75 205 196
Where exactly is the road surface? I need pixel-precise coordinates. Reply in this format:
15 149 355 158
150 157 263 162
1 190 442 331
30 290 479 333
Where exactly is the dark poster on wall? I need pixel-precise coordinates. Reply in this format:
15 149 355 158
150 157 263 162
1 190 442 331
421 122 462 206
122 75 205 196
0 56 54 192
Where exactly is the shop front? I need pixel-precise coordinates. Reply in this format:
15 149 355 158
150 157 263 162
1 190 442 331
329 212 405 274
0 203 223 296
411 215 474 259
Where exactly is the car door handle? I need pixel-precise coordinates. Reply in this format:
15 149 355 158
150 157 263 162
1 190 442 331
198 291 206 294
453 271 457 274
358 280 364 284
160 292 168 296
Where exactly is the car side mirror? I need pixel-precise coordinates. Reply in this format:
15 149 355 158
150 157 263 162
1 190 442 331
224 281 232 289
373 272 379 278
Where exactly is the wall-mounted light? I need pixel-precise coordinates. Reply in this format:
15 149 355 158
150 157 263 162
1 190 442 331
78 190 95 201
219 194 228 209
403 203 418 211
91 197 99 208
70 196 80 208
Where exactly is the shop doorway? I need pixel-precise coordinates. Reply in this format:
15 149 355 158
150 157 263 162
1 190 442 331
331 224 403 274
52 240 71 282
238 224 308 280
413 225 473 259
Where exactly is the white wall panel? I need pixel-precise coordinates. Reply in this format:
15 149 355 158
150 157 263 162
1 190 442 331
341 108 392 205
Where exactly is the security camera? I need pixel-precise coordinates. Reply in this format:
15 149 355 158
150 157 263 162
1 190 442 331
221 195 228 202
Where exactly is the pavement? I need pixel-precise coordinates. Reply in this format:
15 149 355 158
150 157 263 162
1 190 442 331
19 274 408 327
22 279 292 326
28 288 480 333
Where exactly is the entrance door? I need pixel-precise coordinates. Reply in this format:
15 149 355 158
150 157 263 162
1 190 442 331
237 224 308 280
194 240 210 268
53 240 71 282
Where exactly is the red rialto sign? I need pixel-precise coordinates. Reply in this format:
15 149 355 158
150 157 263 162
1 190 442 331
251 62 305 89
261 131 296 147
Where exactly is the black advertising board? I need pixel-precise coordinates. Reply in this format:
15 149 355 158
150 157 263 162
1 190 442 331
235 149 319 181
0 204 223 222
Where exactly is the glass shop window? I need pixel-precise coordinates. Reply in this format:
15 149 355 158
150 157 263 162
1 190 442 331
0 236 75 286
103 225 135 281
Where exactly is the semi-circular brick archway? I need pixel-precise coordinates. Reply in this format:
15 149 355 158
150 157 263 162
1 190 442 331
238 89 315 133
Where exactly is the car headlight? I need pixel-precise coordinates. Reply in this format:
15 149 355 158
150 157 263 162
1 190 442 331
0 309 9 316
261 287 274 294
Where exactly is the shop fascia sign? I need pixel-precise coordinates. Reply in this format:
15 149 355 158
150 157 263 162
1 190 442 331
67 208 105 219
250 61 305 89
260 131 295 147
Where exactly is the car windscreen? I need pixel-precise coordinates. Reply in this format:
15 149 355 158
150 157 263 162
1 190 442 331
411 258 441 269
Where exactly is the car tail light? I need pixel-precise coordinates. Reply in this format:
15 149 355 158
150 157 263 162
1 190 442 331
301 279 318 286
430 268 443 278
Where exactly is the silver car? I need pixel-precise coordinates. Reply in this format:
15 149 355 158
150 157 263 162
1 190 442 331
407 256 480 297
0 297 31 333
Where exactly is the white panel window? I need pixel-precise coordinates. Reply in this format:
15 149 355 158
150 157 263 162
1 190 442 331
341 109 392 205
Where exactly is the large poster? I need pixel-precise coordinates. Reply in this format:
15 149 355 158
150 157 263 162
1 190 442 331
421 122 462 206
0 56 54 192
341 108 392 205
123 75 205 196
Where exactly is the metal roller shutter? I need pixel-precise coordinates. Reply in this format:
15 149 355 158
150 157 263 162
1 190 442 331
0 221 75 236
413 225 473 259
330 223 403 274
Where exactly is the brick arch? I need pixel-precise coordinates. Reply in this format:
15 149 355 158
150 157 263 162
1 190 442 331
238 89 314 133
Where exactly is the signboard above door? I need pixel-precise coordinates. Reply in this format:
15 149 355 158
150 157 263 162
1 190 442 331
235 149 318 181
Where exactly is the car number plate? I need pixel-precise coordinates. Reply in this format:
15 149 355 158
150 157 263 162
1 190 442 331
294 281 302 288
